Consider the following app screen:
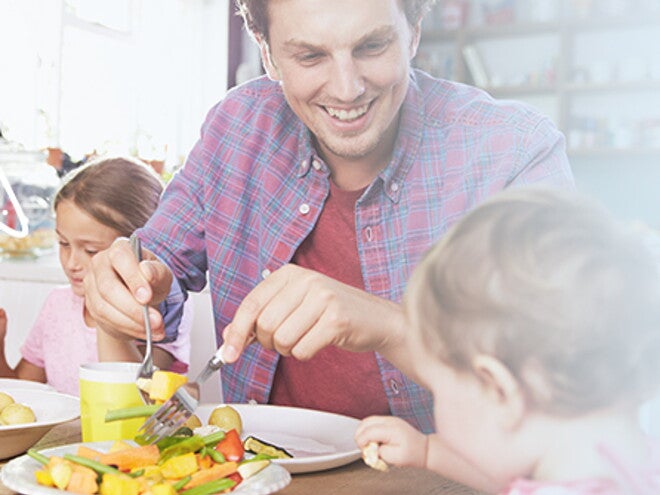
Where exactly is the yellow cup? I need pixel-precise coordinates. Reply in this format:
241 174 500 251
79 362 144 442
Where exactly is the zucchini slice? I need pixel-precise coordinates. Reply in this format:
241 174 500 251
243 436 293 459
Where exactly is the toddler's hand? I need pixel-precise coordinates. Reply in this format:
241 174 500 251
355 415 428 470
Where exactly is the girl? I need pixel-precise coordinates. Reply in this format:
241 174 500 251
0 156 192 396
356 187 660 494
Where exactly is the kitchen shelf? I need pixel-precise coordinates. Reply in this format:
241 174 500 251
416 0 660 158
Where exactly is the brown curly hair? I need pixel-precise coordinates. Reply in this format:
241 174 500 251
235 0 437 41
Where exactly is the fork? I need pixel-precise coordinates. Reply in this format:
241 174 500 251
130 233 154 405
138 344 227 443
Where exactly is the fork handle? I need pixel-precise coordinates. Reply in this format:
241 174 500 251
208 344 226 370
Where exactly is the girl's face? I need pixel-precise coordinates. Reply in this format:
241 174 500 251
55 199 121 297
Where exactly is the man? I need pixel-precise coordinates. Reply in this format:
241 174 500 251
84 0 573 433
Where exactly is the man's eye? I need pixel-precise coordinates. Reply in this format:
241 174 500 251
358 40 389 55
297 52 323 64
86 249 99 256
58 241 69 248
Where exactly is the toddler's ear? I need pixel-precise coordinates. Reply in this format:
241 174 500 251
472 354 526 431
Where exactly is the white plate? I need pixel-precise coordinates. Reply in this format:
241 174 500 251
1 441 291 495
0 378 54 391
0 389 79 460
197 403 362 474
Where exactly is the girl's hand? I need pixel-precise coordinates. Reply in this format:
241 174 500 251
355 415 428 469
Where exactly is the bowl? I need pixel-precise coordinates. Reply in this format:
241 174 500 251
0 388 79 460
0 378 55 392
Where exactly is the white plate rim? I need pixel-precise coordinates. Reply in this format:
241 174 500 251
0 389 79 432
0 379 55 392
196 403 362 474
1 441 291 495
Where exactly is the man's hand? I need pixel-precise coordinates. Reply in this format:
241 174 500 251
221 264 407 364
83 237 174 341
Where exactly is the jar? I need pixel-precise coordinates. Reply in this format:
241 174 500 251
0 146 60 259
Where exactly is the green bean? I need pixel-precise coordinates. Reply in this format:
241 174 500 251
27 449 49 465
105 404 160 422
179 478 236 495
172 475 192 491
63 454 121 476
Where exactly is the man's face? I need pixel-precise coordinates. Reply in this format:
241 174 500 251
261 0 420 166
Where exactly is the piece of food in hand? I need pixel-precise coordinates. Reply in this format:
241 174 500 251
0 391 15 411
362 441 388 472
146 370 188 402
207 405 243 435
1 402 36 425
243 436 293 459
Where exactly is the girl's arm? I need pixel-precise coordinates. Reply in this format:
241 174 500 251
0 309 47 382
95 327 142 362
96 327 175 371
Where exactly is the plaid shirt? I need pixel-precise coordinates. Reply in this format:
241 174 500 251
144 70 574 433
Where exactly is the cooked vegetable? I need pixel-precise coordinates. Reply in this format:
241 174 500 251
31 404 277 494
1 402 36 425
215 429 244 462
0 391 15 411
207 405 242 435
160 452 198 479
243 435 293 459
148 371 188 402
237 459 269 479
105 405 160 423
181 461 237 490
98 445 160 471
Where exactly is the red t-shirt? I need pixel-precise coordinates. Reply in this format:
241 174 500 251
269 182 390 419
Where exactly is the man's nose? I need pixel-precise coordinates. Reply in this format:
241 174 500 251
329 55 365 102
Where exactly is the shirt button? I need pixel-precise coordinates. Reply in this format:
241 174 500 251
299 203 310 215
364 226 373 242
390 182 399 192
389 379 400 394
312 159 322 170
300 160 307 170
261 268 271 279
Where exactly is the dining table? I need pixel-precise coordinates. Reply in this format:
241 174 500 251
0 420 488 495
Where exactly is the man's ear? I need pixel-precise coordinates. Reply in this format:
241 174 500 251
409 21 422 59
257 36 280 81
472 354 526 431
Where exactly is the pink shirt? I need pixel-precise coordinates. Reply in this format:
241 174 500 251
20 285 192 396
501 438 660 495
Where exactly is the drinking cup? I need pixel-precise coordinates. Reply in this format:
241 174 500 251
79 362 143 442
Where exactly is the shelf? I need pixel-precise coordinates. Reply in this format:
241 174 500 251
568 147 660 159
564 81 660 94
417 0 660 162
487 84 558 97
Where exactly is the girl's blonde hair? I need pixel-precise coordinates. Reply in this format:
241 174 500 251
406 187 660 415
53 156 163 237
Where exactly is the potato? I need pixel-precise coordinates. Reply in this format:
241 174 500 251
0 392 15 412
1 402 36 425
183 414 202 429
207 405 242 435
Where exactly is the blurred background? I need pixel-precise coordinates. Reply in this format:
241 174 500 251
1 0 660 227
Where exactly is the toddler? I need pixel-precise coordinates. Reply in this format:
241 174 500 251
356 187 660 494
0 156 192 396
